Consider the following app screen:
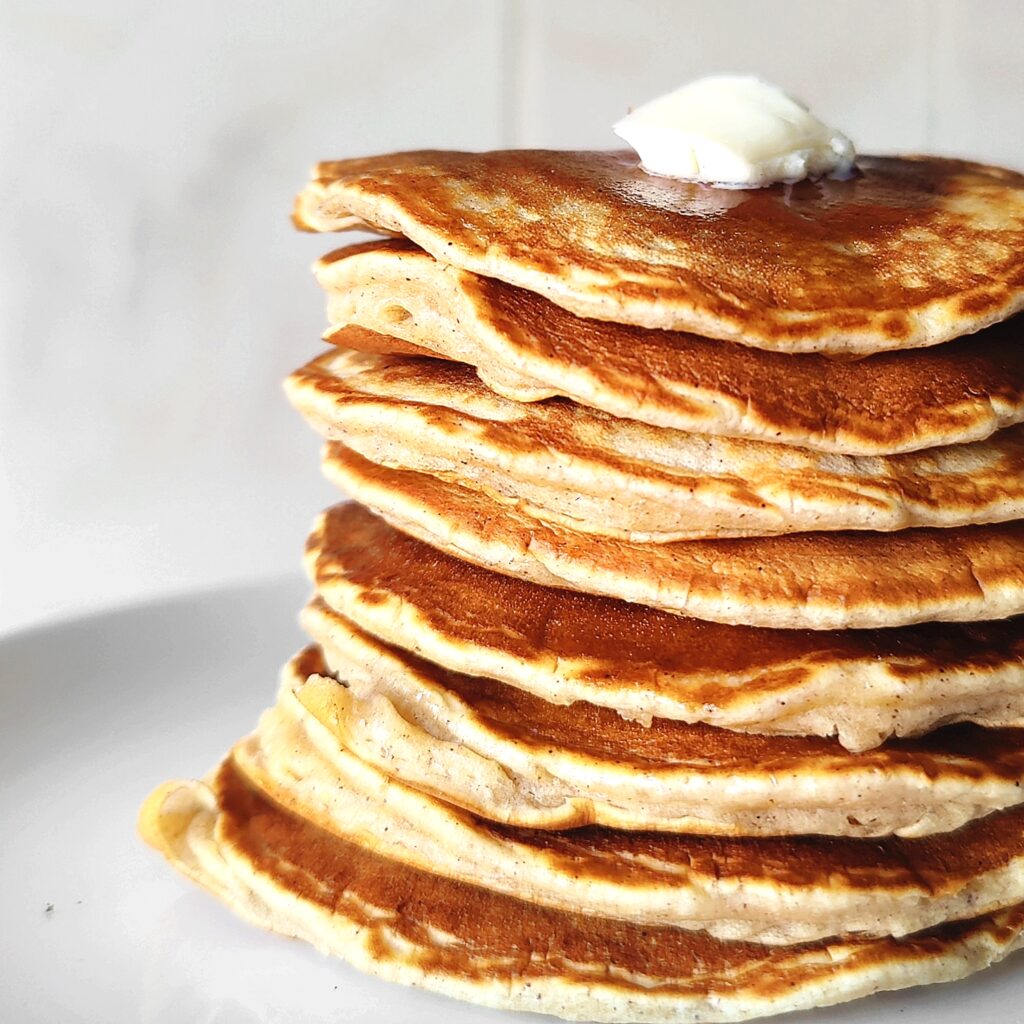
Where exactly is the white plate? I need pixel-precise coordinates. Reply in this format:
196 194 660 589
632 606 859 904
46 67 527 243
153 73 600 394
2 579 1023 1024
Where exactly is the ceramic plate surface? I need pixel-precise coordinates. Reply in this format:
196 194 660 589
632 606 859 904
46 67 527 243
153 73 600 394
2 578 1023 1023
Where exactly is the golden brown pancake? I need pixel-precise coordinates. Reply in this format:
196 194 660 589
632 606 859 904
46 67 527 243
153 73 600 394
320 448 1024 629
287 347 1024 540
305 503 1024 751
235 653 1024 943
300 610 1024 838
294 151 1024 354
314 241 1024 455
141 759 1024 1023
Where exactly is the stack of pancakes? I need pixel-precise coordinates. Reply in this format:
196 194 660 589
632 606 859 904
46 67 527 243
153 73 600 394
142 150 1024 1022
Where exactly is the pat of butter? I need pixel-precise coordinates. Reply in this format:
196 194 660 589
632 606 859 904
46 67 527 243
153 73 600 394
613 75 855 188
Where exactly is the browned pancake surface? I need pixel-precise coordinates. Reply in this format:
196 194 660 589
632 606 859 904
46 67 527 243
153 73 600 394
301 504 1013 747
305 606 1024 792
215 757 1024 996
296 151 1024 353
311 503 1024 693
322 446 1024 628
489 809 1024 896
318 242 1024 454
292 641 1024 891
289 345 1024 538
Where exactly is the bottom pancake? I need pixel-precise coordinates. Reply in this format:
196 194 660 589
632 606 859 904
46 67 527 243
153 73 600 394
230 650 1024 945
140 758 1024 1024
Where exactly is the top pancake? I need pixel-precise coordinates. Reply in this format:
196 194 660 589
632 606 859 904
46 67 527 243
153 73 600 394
295 150 1024 355
315 242 1024 454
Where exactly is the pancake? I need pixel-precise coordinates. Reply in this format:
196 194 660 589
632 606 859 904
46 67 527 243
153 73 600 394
300 605 1024 838
294 150 1024 355
306 503 1024 752
314 241 1024 455
141 760 1024 1023
234 650 1024 944
287 346 1024 540
319 447 1024 629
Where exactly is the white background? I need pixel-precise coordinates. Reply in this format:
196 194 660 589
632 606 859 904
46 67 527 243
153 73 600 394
2 0 1021 635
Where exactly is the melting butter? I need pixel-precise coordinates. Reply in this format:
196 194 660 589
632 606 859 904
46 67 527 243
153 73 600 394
613 75 855 188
